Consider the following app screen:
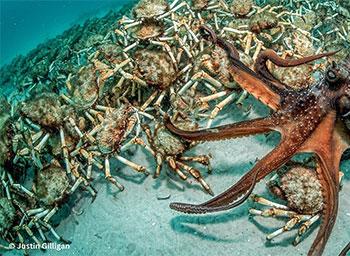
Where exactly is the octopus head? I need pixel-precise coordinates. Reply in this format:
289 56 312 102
325 56 350 118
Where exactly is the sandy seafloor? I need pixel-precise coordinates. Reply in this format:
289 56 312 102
5 97 350 256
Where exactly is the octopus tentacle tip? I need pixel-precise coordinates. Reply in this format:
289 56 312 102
199 25 217 42
339 242 350 256
169 202 202 214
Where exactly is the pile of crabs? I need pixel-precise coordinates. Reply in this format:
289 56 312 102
0 0 349 254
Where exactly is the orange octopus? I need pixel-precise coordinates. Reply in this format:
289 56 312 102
165 26 350 256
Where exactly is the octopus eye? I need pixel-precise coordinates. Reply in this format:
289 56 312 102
336 95 350 117
327 70 337 81
326 68 339 86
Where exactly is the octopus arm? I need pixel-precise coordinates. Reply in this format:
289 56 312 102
228 65 282 111
254 49 338 90
339 242 350 256
298 112 349 256
200 25 282 111
164 115 275 142
169 132 302 214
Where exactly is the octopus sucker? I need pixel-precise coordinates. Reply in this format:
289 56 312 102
166 25 350 256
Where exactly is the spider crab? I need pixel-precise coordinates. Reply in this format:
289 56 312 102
165 25 350 256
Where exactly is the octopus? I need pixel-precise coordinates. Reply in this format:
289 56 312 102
164 26 350 256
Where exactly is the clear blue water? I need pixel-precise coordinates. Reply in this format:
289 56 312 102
0 0 133 66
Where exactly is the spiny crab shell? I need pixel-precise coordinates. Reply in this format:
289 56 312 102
96 44 125 65
197 45 233 86
21 93 75 129
96 105 134 154
272 64 315 90
0 197 16 235
153 126 186 156
69 65 98 109
21 93 85 134
130 19 164 40
33 164 70 206
133 0 168 19
293 11 317 32
249 11 278 34
290 31 316 57
280 166 323 215
230 0 253 17
197 44 253 87
192 0 209 10
134 49 177 90
272 33 319 89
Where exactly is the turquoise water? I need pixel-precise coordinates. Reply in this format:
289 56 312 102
0 0 133 66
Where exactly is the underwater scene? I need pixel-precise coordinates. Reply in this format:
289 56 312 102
0 0 350 255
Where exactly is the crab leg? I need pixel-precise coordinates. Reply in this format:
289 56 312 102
138 124 165 177
60 127 71 177
39 220 71 244
199 91 228 104
34 133 50 152
33 220 47 242
249 207 304 219
141 91 158 111
24 118 41 131
43 207 58 223
166 157 187 180
31 130 44 144
132 138 163 177
267 217 307 240
69 176 84 194
250 194 288 209
114 154 148 174
12 184 35 198
203 82 217 93
105 156 124 191
86 155 93 180
16 231 28 255
176 161 213 195
195 71 223 88
179 155 211 168
89 109 104 122
294 215 320 245
0 243 12 250
79 149 103 169
23 225 42 246
153 154 164 178
132 138 155 155
154 91 167 109
2 177 11 200
250 195 316 240
207 92 236 128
